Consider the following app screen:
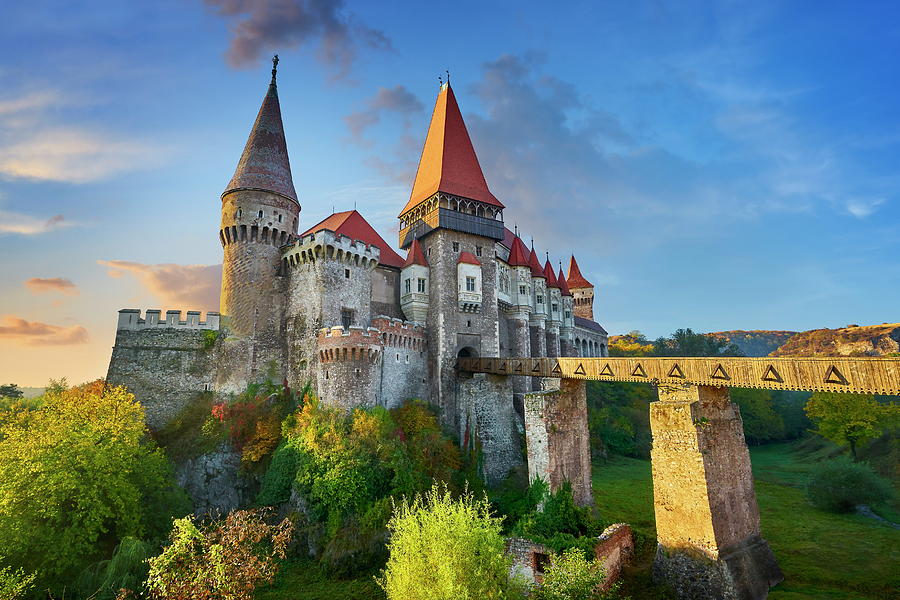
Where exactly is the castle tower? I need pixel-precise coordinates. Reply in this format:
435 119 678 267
543 258 562 357
567 255 594 321
557 265 575 356
507 235 534 404
217 57 300 390
527 246 547 390
398 81 505 432
400 238 430 323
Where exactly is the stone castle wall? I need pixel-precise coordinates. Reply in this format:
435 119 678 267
106 309 219 429
316 326 383 410
373 317 427 408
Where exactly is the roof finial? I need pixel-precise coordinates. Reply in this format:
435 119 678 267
530 237 534 249
446 69 450 85
545 251 549 262
271 54 279 84
438 74 443 88
514 224 518 237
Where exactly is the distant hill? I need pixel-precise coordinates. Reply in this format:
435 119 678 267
708 330 798 357
771 323 900 357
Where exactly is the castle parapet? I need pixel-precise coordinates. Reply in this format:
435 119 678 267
282 229 381 270
317 325 383 363
116 309 220 331
371 315 427 351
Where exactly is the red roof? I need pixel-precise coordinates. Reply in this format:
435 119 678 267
301 210 405 268
458 251 481 265
543 259 560 288
399 83 503 217
528 247 545 278
403 238 428 268
507 236 530 267
567 256 592 289
223 77 298 204
501 227 516 250
557 266 572 296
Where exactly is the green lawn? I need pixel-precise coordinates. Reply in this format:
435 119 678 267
256 559 385 600
592 442 900 600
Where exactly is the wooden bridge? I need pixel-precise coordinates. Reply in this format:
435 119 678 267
456 354 899 599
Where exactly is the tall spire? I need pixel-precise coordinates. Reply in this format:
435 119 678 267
399 82 503 217
223 55 298 204
567 255 592 289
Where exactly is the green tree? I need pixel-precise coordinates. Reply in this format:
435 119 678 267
532 548 617 600
804 392 894 459
0 381 188 589
730 389 785 444
45 377 69 397
652 328 743 357
378 483 523 600
0 559 35 600
145 509 291 600
0 383 23 399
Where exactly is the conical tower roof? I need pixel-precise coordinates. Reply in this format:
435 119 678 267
403 238 429 268
544 259 560 288
528 247 545 278
567 256 592 289
223 60 298 204
399 82 503 217
507 236 531 267
557 265 572 296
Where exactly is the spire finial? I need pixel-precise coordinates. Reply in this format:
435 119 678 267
514 224 518 237
531 237 534 249
446 69 450 85
438 74 443 88
546 251 549 262
271 54 279 84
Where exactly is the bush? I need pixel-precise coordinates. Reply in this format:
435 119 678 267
378 483 525 600
512 481 606 556
806 458 894 513
532 548 618 600
0 559 35 600
145 509 292 600
74 537 155 600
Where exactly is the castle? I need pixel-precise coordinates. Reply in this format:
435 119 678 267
106 62 608 474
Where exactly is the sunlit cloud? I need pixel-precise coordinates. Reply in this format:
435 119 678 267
98 260 222 312
0 210 72 235
24 277 79 296
0 315 88 346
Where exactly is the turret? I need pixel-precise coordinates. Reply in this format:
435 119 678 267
219 56 300 341
400 238 429 323
567 255 594 321
557 264 575 356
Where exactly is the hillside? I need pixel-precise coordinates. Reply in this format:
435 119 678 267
709 330 798 357
771 323 900 357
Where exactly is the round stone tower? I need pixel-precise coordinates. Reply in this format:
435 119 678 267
217 57 300 389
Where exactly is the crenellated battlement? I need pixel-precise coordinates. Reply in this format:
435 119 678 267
116 309 220 331
282 229 381 271
317 325 382 363
371 315 427 350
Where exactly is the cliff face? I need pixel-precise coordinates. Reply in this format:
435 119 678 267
771 323 900 357
708 331 797 357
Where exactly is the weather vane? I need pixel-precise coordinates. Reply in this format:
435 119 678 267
271 54 279 83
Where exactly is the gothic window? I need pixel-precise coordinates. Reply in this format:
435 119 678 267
341 309 353 329
417 278 426 293
452 241 460 252
466 276 476 292
405 278 411 293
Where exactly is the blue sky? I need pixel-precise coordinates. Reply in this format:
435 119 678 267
1 0 898 385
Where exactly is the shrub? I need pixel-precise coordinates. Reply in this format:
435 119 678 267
532 548 618 600
0 559 35 600
512 482 606 556
145 509 292 600
378 483 525 600
806 457 894 513
74 537 155 600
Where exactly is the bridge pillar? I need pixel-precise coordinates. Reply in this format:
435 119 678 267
524 378 593 506
650 384 782 600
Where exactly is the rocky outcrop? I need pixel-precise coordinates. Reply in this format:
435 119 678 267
176 445 258 515
708 330 797 357
771 323 900 357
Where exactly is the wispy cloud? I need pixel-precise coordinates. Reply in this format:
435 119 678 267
204 0 391 78
24 277 79 296
0 315 88 346
0 89 159 183
98 260 222 312
0 210 72 235
345 85 424 142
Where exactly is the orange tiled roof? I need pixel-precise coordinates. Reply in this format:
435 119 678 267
507 236 530 267
543 259 560 288
399 83 503 218
528 247 545 278
458 251 481 265
300 210 405 268
557 266 572 296
567 255 592 289
403 238 428 268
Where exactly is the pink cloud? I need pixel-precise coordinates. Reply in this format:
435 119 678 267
24 277 79 296
0 315 89 346
98 260 222 312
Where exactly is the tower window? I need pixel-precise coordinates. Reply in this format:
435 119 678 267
466 276 476 292
344 268 350 279
552 303 558 313
537 295 544 304
565 310 571 319
237 208 242 218
257 210 263 218
519 285 527 295
405 278 411 293
417 278 426 293
341 309 353 329
278 214 283 223
467 320 471 327
452 242 460 252
475 246 482 256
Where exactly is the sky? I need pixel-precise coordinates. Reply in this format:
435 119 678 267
1 0 899 386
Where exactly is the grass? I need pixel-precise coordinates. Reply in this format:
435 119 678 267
592 441 900 600
256 559 385 600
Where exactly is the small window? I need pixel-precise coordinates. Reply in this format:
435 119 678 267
466 276 476 292
341 309 353 329
519 285 527 295
344 268 350 279
552 303 558 312
565 310 571 319
452 241 460 252
475 246 482 256
237 208 242 218
405 278 411 293
467 320 471 327
417 278 426 293
427 247 432 256
325 371 329 380
537 295 544 304
396 353 400 362
405 354 410 364
257 210 263 218
278 214 283 223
